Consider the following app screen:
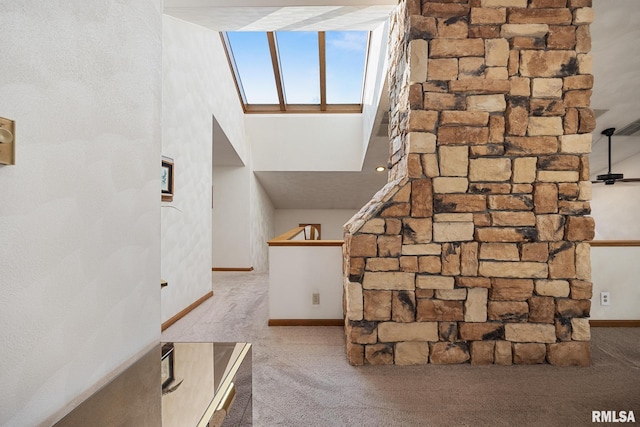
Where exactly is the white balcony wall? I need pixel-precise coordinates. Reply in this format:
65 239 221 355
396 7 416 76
269 246 344 319
590 246 640 320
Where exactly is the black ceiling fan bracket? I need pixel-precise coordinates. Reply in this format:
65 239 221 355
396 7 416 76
596 127 625 185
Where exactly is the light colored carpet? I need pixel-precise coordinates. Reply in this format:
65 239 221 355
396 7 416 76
161 272 640 427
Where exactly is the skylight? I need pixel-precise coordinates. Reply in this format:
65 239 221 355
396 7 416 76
223 31 369 113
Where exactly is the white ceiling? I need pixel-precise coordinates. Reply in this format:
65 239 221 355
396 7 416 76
168 0 640 209
164 1 397 31
590 0 640 176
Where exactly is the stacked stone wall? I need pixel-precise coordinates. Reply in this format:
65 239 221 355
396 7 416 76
344 0 594 366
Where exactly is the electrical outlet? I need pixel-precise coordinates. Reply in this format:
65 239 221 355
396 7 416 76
600 292 610 306
312 292 320 305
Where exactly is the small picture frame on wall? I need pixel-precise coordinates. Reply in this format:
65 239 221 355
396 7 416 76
161 157 174 202
161 343 175 389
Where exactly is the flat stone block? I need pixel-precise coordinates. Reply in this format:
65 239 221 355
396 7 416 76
409 39 429 84
513 343 547 364
491 211 536 226
417 299 464 321
471 7 506 24
471 341 495 365
465 287 489 322
439 146 469 177
475 227 537 243
528 117 564 136
346 282 364 321
402 218 433 244
467 94 507 112
407 132 437 154
363 272 415 291
433 177 469 194
378 321 438 342
434 213 474 223
571 318 590 341
395 341 429 365
520 50 577 78
433 221 475 242
428 58 459 81
547 341 590 366
513 157 537 183
360 218 385 234
490 278 534 301
559 133 592 154
536 214 565 241
529 296 555 323
538 170 579 182
365 258 400 272
482 0 527 8
365 343 394 365
501 24 549 38
364 290 392 321
440 111 489 126
535 279 570 297
488 301 529 322
459 322 504 340
479 243 520 261
430 38 484 58
435 289 467 300
416 275 455 289
469 158 512 181
506 323 557 343
430 342 470 364
350 234 377 257
495 341 513 365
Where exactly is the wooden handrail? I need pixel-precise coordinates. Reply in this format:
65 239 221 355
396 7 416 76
268 225 343 247
268 239 343 247
589 240 640 247
271 226 306 242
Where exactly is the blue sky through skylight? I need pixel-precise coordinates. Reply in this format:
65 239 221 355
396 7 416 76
226 30 368 108
227 32 278 104
277 32 320 104
326 31 368 104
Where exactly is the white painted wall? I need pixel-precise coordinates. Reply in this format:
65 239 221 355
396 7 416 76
248 114 365 172
275 209 356 240
212 166 252 268
163 16 248 319
362 20 390 149
269 246 344 319
250 172 275 272
591 152 640 240
590 246 640 320
589 151 640 320
0 2 162 426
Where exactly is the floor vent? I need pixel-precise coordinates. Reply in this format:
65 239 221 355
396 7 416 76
616 118 640 136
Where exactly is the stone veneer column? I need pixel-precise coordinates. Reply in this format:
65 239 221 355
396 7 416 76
343 0 594 366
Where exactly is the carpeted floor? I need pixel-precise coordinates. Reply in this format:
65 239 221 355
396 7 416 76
161 272 640 427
